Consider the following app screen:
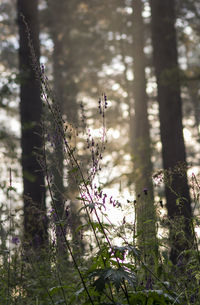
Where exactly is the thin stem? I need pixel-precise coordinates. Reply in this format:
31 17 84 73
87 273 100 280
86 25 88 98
42 128 94 305
23 252 55 305
41 80 115 302
7 168 12 305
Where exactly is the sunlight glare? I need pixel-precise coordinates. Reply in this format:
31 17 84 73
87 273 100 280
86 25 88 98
112 129 120 139
183 127 192 141
112 83 120 91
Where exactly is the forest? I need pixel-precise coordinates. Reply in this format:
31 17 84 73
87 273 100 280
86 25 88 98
0 0 200 304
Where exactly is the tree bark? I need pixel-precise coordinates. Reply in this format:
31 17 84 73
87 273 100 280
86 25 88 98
48 0 66 255
17 0 47 251
150 0 193 264
48 0 84 256
132 0 157 264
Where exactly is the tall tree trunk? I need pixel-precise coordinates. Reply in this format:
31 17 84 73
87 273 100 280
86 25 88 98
132 0 157 264
48 0 84 257
17 0 47 251
48 0 66 255
150 0 193 264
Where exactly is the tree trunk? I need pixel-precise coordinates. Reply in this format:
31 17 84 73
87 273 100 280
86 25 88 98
17 0 48 251
48 0 84 256
150 0 193 264
132 0 157 264
48 0 66 255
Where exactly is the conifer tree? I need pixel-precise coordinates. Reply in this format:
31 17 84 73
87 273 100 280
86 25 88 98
150 0 193 264
17 0 47 251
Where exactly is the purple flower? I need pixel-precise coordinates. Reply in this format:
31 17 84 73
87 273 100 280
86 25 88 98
41 64 45 74
11 236 20 245
103 193 107 204
143 188 148 195
145 276 153 290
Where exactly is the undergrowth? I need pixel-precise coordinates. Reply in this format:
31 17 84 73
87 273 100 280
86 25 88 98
0 63 200 305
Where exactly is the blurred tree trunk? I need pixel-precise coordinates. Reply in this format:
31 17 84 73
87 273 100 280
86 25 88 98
188 80 200 139
132 0 157 264
48 0 66 256
150 0 193 264
48 0 84 257
17 0 48 251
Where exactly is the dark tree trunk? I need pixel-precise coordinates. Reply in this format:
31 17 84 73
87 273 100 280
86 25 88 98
150 0 193 264
132 0 156 264
17 0 47 250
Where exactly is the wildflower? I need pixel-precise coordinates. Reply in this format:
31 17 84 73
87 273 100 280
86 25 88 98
98 98 102 114
143 188 148 195
11 236 20 245
104 94 108 108
103 193 107 204
116 201 121 207
145 276 153 290
41 64 45 74
65 206 69 218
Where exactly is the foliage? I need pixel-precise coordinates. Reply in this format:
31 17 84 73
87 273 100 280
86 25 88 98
1 76 200 303
1 1 200 304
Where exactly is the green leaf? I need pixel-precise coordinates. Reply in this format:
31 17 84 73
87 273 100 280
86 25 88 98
110 245 140 259
7 186 17 192
129 290 180 305
69 167 78 173
23 170 36 182
90 267 136 292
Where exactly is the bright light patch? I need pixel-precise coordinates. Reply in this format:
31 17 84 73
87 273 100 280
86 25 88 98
124 154 131 161
107 128 120 139
112 130 120 139
0 64 4 73
184 26 192 35
122 91 128 98
142 3 151 18
126 70 133 81
88 128 105 138
146 84 154 94
183 128 191 141
125 7 133 14
156 141 162 151
112 83 120 91
188 166 199 177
